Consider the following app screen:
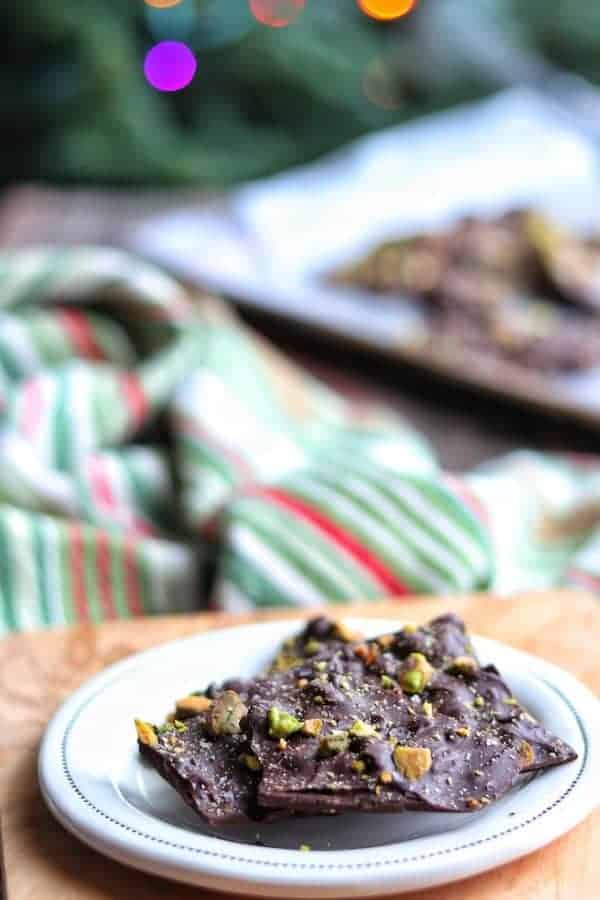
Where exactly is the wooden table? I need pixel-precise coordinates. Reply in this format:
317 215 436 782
1 590 598 899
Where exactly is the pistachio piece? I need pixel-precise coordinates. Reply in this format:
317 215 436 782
210 690 248 736
297 678 309 689
422 701 433 717
302 718 323 737
332 621 362 643
351 758 366 774
519 740 535 769
449 655 478 676
380 674 395 690
175 694 213 719
313 660 328 672
319 731 350 755
349 719 379 739
402 622 418 634
456 726 470 737
135 719 158 747
304 638 322 657
354 643 379 666
239 753 262 772
400 653 434 693
268 707 303 739
379 770 394 785
272 650 302 673
299 844 311 852
466 797 481 810
393 745 432 781
473 695 485 708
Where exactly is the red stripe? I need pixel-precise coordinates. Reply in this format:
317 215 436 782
89 456 115 511
124 537 144 616
566 569 600 591
258 487 410 597
59 310 105 361
69 523 90 623
96 531 117 620
20 378 43 439
121 374 148 428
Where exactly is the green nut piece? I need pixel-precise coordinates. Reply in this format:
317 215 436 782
380 674 395 689
349 719 379 739
400 653 434 694
313 660 328 672
304 638 322 657
422 701 433 717
319 731 350 755
210 690 248 736
268 707 303 739
239 753 262 772
393 745 432 781
351 758 366 774
135 719 158 747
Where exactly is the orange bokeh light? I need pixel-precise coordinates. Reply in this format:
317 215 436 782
249 0 305 28
144 0 184 7
358 0 417 21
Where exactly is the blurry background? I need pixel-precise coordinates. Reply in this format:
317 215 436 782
3 0 600 466
4 0 600 188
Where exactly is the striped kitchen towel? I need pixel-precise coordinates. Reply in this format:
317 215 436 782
0 247 598 633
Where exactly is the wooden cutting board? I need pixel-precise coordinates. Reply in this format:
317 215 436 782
1 590 598 900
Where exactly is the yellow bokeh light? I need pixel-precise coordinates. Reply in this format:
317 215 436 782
358 0 417 21
144 0 184 8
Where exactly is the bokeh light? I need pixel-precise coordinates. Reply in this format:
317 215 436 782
144 42 197 92
145 0 184 7
249 0 305 28
358 0 417 21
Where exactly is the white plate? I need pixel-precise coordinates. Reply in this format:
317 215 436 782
39 618 600 898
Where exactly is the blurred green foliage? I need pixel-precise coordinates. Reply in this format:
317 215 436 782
3 0 599 186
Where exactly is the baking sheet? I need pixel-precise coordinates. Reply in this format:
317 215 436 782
129 88 600 425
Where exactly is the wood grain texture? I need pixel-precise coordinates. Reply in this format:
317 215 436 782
1 590 598 900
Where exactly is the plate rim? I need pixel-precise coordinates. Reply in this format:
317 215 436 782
39 617 600 897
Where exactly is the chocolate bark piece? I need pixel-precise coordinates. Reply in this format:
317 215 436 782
249 617 576 816
137 714 261 825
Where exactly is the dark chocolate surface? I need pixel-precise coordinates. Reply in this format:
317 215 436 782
137 614 577 825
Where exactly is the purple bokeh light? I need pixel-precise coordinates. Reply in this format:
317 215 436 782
144 42 197 93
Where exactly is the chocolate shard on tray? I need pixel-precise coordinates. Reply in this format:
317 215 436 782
136 614 577 824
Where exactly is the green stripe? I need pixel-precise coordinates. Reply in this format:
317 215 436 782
32 518 51 626
0 514 17 631
59 523 75 625
83 526 102 623
136 543 154 615
54 370 72 471
232 502 354 601
179 434 236 484
110 532 128 619
220 551 291 608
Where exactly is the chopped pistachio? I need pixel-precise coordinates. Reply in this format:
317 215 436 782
379 770 394 785
210 690 248 736
393 745 432 781
278 738 288 751
272 650 303 673
473 695 485 708
302 718 323 737
175 694 213 719
239 753 261 772
354 643 379 665
349 719 379 739
403 622 418 634
504 696 519 706
299 844 311 852
297 678 309 689
173 719 188 732
135 719 158 747
319 731 350 755
304 638 322 656
466 798 481 810
339 676 351 691
456 726 470 737
313 660 328 672
422 701 433 717
400 653 434 694
519 740 535 769
332 621 362 643
381 674 395 690
268 707 303 739
351 758 366 774
449 655 478 676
